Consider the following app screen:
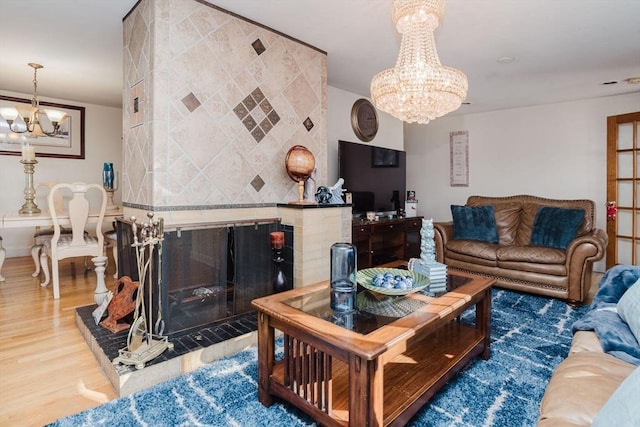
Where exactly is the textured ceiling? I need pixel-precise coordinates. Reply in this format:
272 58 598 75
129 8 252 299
1 0 638 116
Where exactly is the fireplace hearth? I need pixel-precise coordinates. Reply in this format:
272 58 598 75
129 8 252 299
75 305 259 396
76 217 294 396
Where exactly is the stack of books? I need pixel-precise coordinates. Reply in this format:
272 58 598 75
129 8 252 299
409 258 447 292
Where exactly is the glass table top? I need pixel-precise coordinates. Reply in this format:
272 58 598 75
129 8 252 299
283 274 473 335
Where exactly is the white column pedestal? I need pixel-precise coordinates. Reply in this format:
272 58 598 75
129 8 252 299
92 256 109 305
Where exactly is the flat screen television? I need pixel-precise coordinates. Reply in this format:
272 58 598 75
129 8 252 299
338 140 406 217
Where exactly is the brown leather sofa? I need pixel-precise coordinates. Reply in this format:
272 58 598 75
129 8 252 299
433 195 608 304
539 264 640 425
537 330 636 426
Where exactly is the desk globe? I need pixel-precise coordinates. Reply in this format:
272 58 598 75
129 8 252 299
285 145 315 204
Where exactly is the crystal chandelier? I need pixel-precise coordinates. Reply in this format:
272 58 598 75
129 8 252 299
370 0 468 124
0 63 67 137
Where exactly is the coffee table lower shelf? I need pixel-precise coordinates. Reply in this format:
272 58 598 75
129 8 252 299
269 322 485 426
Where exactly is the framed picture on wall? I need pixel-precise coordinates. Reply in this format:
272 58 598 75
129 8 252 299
0 95 85 159
450 130 469 187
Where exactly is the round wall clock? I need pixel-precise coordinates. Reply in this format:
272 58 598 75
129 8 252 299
351 98 379 142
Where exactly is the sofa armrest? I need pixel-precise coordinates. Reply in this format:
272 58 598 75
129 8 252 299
433 222 453 264
565 228 608 303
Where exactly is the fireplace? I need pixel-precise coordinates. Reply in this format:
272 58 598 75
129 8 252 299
74 216 294 396
76 205 350 396
115 217 294 337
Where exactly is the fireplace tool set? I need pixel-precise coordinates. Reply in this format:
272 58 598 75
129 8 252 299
113 213 173 370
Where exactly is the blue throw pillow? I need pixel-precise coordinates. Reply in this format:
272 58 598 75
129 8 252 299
592 367 640 427
451 205 499 243
530 206 585 250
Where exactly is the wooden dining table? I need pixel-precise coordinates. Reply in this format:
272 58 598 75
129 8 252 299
0 208 122 281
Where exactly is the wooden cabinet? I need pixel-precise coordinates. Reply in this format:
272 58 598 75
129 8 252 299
352 217 423 268
405 217 422 260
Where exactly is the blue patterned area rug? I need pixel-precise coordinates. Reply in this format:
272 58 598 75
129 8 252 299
48 289 587 427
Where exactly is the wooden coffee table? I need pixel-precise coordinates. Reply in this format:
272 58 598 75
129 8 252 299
252 264 494 426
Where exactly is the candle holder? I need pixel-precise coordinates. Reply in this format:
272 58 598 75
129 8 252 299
19 159 41 215
105 188 118 211
103 165 119 211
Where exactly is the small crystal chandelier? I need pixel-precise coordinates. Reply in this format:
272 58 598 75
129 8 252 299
0 63 67 137
370 0 468 124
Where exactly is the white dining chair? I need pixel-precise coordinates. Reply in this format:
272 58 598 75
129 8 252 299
30 182 75 277
40 182 107 299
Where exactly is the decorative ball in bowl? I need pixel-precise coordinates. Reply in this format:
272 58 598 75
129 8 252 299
357 268 429 296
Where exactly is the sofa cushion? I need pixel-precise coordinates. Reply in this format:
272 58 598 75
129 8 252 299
493 202 521 245
496 260 567 277
530 206 585 250
570 331 604 354
617 278 640 345
466 201 521 245
496 245 566 264
451 205 499 243
516 202 539 245
538 351 636 427
592 367 640 427
445 240 499 266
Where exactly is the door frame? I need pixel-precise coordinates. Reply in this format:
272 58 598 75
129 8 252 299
606 111 640 268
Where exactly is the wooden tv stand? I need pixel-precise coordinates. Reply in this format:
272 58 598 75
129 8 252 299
352 216 422 269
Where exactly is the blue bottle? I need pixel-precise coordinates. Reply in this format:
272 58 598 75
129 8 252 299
103 162 114 189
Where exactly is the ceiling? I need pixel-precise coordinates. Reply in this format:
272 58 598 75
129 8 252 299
1 0 639 117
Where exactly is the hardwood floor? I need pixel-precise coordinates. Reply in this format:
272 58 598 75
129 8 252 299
0 256 117 427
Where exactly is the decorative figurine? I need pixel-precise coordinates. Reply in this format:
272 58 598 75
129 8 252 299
420 218 436 262
315 186 332 204
329 178 345 204
409 218 447 290
315 178 345 204
99 276 140 333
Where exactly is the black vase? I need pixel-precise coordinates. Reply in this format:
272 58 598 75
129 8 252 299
272 248 287 293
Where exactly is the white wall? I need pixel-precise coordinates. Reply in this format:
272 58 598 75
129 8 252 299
405 91 640 271
0 90 122 257
327 86 404 185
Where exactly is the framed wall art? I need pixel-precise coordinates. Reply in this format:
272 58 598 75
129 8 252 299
0 95 85 159
450 130 469 187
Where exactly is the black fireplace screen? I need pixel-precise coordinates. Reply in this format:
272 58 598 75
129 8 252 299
116 218 288 336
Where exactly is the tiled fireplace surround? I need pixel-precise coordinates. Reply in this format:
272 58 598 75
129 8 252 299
75 0 355 396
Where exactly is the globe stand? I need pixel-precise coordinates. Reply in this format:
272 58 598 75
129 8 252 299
289 179 315 205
